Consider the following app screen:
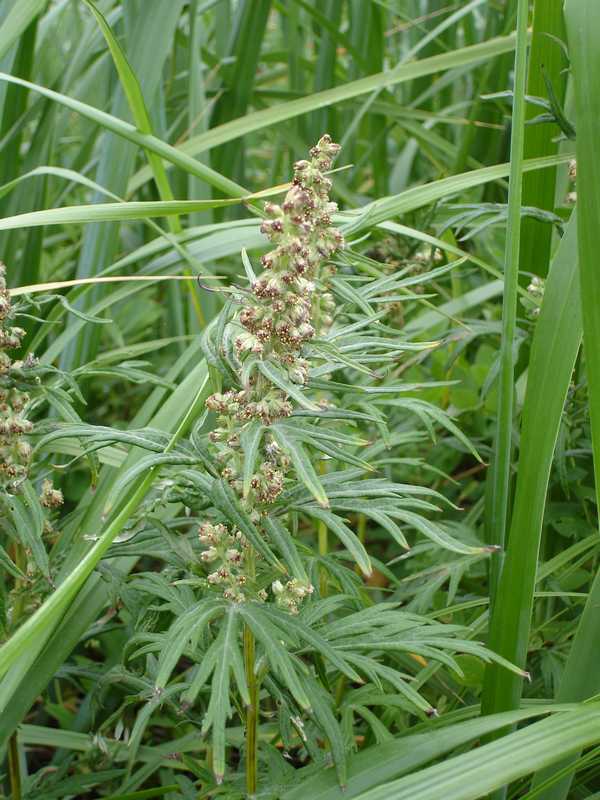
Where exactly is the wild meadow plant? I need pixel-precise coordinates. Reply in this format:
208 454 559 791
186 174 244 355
54 137 520 798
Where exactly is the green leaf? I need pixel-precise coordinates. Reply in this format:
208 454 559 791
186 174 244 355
528 5 600 797
261 516 308 582
155 600 225 689
0 197 245 232
284 705 593 800
240 420 264 499
239 603 311 710
0 542 24 581
301 507 371 576
6 482 48 578
257 360 320 412
482 215 581 722
271 426 329 508
0 0 46 62
200 606 245 782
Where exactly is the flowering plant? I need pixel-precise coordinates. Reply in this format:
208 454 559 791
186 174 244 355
45 138 519 798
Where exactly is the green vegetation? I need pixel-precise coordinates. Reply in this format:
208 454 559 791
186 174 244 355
0 1 598 798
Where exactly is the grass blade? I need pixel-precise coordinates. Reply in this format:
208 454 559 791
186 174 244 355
0 0 45 61
483 0 529 602
128 32 519 193
351 706 600 800
528 3 600 796
481 214 580 722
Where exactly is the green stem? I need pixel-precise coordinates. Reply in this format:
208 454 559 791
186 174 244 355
7 538 27 799
8 730 21 800
244 547 258 799
318 460 328 595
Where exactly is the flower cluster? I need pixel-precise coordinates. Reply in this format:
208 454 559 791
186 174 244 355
198 521 266 603
205 136 343 513
241 134 343 369
0 263 38 495
522 275 545 320
567 158 577 205
271 578 314 615
40 478 64 509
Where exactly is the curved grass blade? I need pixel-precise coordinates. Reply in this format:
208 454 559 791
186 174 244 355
129 32 519 192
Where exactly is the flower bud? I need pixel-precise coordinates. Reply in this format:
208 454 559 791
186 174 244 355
201 547 219 563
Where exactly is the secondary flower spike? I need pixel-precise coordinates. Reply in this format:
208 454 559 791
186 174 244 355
0 263 36 495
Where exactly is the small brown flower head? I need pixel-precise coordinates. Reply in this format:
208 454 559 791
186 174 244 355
40 479 64 509
272 578 315 614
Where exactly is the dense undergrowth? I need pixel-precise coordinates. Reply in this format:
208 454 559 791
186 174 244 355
1 1 600 799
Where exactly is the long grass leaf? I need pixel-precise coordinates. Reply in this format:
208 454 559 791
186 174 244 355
483 0 529 606
0 0 45 61
528 4 600 796
481 216 581 732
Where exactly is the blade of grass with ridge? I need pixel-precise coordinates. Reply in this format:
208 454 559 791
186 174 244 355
62 1 187 369
210 0 271 185
483 0 529 604
481 214 581 753
0 13 42 288
350 705 600 800
528 3 600 797
310 0 343 142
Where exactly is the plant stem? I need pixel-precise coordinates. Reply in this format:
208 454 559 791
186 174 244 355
8 730 22 800
7 539 27 799
318 460 328 595
244 547 258 799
